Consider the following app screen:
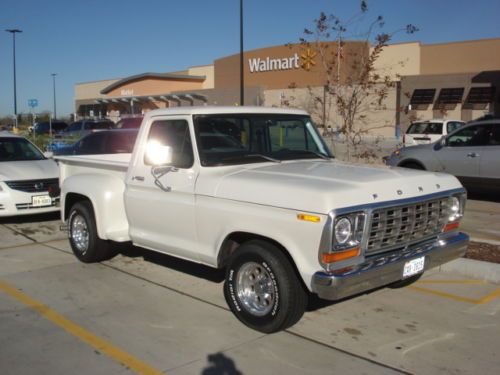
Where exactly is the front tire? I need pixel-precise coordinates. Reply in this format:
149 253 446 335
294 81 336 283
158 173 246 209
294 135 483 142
68 201 116 263
224 240 307 333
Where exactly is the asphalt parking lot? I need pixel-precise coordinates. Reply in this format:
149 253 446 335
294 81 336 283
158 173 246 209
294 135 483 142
1 205 499 375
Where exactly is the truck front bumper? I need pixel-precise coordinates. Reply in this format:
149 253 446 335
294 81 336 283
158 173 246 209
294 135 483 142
311 232 469 301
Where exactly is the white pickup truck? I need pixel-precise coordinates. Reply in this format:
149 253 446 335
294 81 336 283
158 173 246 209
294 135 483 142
57 106 469 333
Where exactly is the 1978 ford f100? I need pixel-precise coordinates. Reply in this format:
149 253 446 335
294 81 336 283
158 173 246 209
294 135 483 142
57 107 469 333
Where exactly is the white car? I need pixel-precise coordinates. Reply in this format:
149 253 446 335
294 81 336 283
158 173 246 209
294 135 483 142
0 133 60 216
404 119 464 146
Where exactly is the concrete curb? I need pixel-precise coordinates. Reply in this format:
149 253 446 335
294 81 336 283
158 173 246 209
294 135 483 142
438 258 500 284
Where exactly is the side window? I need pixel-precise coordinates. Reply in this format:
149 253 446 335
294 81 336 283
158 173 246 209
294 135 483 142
447 121 464 134
146 119 193 168
487 124 500 146
447 125 490 147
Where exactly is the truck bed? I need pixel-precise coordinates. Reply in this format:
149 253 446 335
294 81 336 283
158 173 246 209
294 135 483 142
55 154 131 184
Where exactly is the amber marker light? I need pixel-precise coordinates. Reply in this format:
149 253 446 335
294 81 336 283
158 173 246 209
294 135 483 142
297 214 321 223
321 247 360 263
443 222 460 232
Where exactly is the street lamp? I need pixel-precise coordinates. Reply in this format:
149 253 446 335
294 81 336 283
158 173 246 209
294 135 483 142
51 73 57 119
5 29 22 126
239 0 244 106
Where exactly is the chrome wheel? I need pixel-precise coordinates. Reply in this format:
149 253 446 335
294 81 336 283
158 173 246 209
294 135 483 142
236 262 275 316
71 214 89 254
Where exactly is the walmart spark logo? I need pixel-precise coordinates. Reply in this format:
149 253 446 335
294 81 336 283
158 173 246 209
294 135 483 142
300 48 317 71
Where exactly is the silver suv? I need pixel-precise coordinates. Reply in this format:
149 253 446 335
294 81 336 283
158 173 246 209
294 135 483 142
386 119 500 192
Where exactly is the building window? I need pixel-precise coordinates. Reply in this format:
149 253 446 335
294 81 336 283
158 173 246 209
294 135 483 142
436 88 464 104
410 89 436 105
465 87 495 104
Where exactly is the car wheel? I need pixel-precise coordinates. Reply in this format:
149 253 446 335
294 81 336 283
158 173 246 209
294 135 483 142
401 162 425 170
68 201 116 263
224 240 307 333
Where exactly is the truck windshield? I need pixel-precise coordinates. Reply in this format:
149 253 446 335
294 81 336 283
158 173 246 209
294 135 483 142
193 114 332 166
0 137 45 162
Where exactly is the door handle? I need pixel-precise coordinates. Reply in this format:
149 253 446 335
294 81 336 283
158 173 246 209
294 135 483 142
132 176 145 181
467 152 479 158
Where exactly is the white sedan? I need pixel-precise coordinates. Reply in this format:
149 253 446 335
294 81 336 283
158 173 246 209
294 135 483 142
0 132 60 216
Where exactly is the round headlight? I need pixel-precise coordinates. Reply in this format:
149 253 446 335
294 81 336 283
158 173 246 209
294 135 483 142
335 217 352 244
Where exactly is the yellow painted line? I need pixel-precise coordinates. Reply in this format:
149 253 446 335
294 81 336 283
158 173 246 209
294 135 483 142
0 280 165 375
416 279 488 285
409 285 500 305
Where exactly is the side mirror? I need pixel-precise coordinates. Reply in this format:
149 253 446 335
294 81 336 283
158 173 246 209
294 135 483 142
145 140 173 166
44 151 54 159
434 136 446 151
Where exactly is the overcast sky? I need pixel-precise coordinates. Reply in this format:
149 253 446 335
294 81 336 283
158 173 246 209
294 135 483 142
1 0 499 118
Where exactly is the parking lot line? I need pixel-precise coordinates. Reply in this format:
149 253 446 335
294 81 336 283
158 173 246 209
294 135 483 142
0 280 165 375
416 279 488 285
409 284 500 305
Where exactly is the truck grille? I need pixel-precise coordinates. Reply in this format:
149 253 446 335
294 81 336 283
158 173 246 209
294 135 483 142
5 179 59 193
366 197 450 254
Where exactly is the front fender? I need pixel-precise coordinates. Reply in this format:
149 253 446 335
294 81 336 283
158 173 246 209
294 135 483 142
62 173 130 242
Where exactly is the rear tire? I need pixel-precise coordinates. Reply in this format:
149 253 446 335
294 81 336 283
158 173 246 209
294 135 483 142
224 240 307 333
68 201 116 263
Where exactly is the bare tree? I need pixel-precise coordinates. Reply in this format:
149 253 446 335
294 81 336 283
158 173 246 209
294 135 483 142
299 1 418 161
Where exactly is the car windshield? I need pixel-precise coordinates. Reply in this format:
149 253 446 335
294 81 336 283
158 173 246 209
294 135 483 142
0 137 45 162
193 114 332 166
407 122 443 135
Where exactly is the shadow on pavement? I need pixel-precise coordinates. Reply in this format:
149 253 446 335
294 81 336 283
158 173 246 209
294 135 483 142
467 190 500 203
202 353 243 375
0 212 60 225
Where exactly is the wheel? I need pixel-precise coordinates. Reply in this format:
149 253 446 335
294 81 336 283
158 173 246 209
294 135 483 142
389 274 422 289
401 162 424 170
68 201 116 263
223 240 307 333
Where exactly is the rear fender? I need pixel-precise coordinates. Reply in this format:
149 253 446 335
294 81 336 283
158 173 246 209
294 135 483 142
62 174 130 241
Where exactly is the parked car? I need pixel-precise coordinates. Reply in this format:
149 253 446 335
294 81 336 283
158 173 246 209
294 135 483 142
29 121 68 135
54 129 138 155
113 116 143 129
0 133 59 216
386 119 500 192
404 119 465 146
56 106 468 333
58 119 114 138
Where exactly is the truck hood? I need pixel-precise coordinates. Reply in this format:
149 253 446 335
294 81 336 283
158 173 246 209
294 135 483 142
0 160 59 181
196 160 463 214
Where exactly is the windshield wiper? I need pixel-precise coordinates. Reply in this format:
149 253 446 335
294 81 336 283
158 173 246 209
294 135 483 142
220 154 281 163
275 149 332 160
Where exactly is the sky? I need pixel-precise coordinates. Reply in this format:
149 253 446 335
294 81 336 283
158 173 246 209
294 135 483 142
1 0 499 118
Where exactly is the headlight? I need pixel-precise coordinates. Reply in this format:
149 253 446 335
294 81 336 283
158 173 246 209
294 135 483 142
332 212 365 251
449 196 460 221
334 217 352 244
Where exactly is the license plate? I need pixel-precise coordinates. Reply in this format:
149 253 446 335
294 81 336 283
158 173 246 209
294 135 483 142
32 195 52 207
403 256 425 278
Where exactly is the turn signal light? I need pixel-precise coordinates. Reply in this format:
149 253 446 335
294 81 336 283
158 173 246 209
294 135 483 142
322 247 360 263
297 214 321 223
443 222 460 232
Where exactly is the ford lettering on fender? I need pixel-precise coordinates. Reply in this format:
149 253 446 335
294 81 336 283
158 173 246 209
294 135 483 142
57 107 469 333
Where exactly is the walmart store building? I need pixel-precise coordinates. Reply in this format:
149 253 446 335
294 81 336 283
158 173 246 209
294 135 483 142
74 38 500 136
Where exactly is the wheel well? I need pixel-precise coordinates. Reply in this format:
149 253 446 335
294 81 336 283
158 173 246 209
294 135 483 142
218 232 307 290
64 193 91 220
398 159 426 170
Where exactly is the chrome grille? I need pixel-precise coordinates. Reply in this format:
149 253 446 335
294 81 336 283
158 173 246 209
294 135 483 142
366 197 450 254
5 179 59 193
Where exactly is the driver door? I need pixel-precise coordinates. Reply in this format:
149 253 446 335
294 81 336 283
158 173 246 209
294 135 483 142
124 116 199 260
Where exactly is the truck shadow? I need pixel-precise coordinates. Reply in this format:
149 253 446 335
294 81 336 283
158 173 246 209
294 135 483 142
0 212 60 224
118 244 226 283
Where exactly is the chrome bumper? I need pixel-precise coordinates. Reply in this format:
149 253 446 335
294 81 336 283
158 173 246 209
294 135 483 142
311 232 469 301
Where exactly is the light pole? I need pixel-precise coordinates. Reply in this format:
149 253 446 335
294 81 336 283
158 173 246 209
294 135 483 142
239 0 244 106
51 73 57 119
5 29 22 126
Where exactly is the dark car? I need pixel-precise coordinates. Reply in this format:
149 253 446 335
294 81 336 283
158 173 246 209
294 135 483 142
58 119 114 138
53 129 138 155
30 121 68 135
114 116 143 129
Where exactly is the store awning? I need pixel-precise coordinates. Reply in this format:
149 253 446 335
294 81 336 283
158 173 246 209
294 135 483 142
94 93 208 106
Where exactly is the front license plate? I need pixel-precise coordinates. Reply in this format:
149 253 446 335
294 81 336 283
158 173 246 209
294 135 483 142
403 256 425 278
32 195 52 207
